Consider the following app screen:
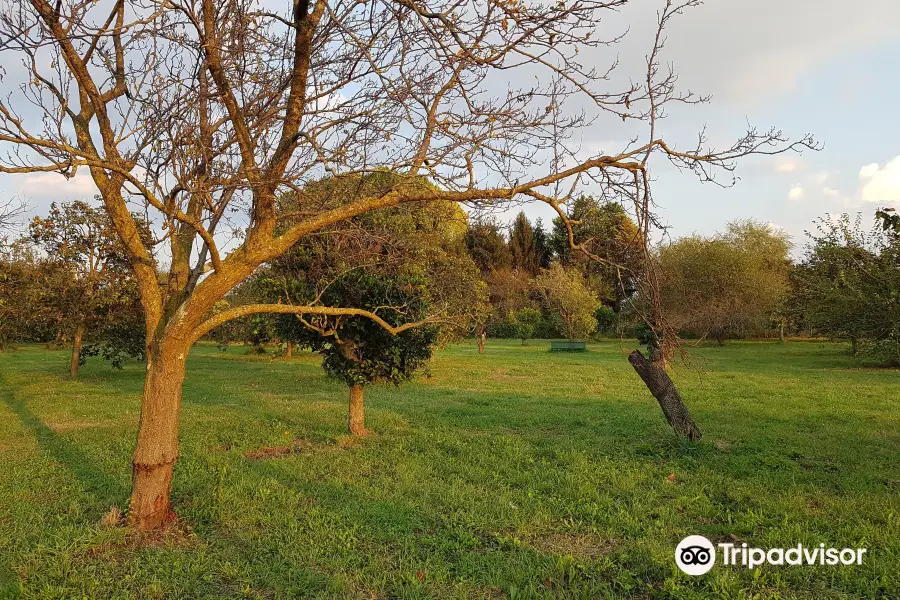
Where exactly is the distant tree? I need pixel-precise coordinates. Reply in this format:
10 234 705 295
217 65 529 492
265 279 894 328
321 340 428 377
795 214 899 365
513 307 543 345
509 212 539 274
465 217 513 274
534 264 600 341
551 196 642 312
484 267 533 319
0 240 69 348
594 306 616 337
532 218 553 270
0 197 25 245
293 270 438 435
658 220 791 344
29 201 146 375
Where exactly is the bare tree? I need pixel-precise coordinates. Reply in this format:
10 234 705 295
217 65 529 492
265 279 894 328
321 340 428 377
0 196 25 241
0 0 814 529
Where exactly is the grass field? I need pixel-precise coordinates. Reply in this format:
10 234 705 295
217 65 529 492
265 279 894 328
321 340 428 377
0 340 898 599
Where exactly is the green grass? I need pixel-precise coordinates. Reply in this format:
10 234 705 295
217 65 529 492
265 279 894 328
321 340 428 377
0 339 898 599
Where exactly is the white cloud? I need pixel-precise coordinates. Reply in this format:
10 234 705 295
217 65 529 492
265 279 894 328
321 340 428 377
822 186 840 198
775 159 800 173
859 163 881 179
788 185 804 200
858 156 900 204
812 171 830 185
662 0 900 104
17 172 98 200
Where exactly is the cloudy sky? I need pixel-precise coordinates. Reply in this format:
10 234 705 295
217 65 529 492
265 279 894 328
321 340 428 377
2 0 899 254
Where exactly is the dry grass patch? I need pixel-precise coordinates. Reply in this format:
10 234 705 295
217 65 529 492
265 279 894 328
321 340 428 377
529 531 616 559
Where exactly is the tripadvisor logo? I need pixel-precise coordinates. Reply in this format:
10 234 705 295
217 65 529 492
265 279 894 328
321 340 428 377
675 535 867 575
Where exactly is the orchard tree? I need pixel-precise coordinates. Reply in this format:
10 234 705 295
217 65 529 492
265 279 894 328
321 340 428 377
0 240 69 348
796 214 900 365
289 270 437 435
254 171 488 347
513 307 543 345
658 220 791 344
29 200 145 376
0 0 814 528
534 264 600 341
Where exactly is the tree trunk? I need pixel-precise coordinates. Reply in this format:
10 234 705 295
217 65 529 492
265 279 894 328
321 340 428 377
628 350 702 441
129 341 187 530
779 323 785 343
286 341 294 359
69 323 85 377
348 383 367 436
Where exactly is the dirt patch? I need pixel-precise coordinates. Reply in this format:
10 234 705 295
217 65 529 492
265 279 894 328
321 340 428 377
529 532 616 559
713 439 731 450
245 438 318 459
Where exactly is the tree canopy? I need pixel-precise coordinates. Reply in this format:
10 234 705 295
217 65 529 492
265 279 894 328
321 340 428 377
795 214 900 365
658 220 792 344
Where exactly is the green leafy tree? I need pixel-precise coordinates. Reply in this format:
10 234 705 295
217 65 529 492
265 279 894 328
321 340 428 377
465 216 512 274
551 196 642 312
513 307 542 344
795 214 900 365
0 240 69 348
658 220 791 344
28 200 146 375
532 218 553 270
509 212 539 275
534 264 600 340
256 172 486 347
292 270 438 435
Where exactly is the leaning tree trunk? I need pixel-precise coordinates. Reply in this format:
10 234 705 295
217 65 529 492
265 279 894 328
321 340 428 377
69 323 85 377
129 339 188 530
628 350 702 441
348 383 367 436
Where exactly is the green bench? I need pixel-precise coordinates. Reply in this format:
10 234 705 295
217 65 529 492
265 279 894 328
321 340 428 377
550 340 587 352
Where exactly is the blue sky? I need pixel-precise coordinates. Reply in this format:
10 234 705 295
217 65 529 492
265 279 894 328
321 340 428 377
3 0 899 256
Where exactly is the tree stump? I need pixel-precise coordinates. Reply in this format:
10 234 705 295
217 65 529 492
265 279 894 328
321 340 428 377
628 350 702 441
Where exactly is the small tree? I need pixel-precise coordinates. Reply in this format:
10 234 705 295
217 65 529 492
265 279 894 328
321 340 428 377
293 270 438 435
514 307 542 345
534 264 599 341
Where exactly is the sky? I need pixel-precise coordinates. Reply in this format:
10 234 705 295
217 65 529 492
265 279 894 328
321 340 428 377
2 0 899 256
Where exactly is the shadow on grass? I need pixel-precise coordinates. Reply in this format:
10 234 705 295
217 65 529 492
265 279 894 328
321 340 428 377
0 377 129 507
